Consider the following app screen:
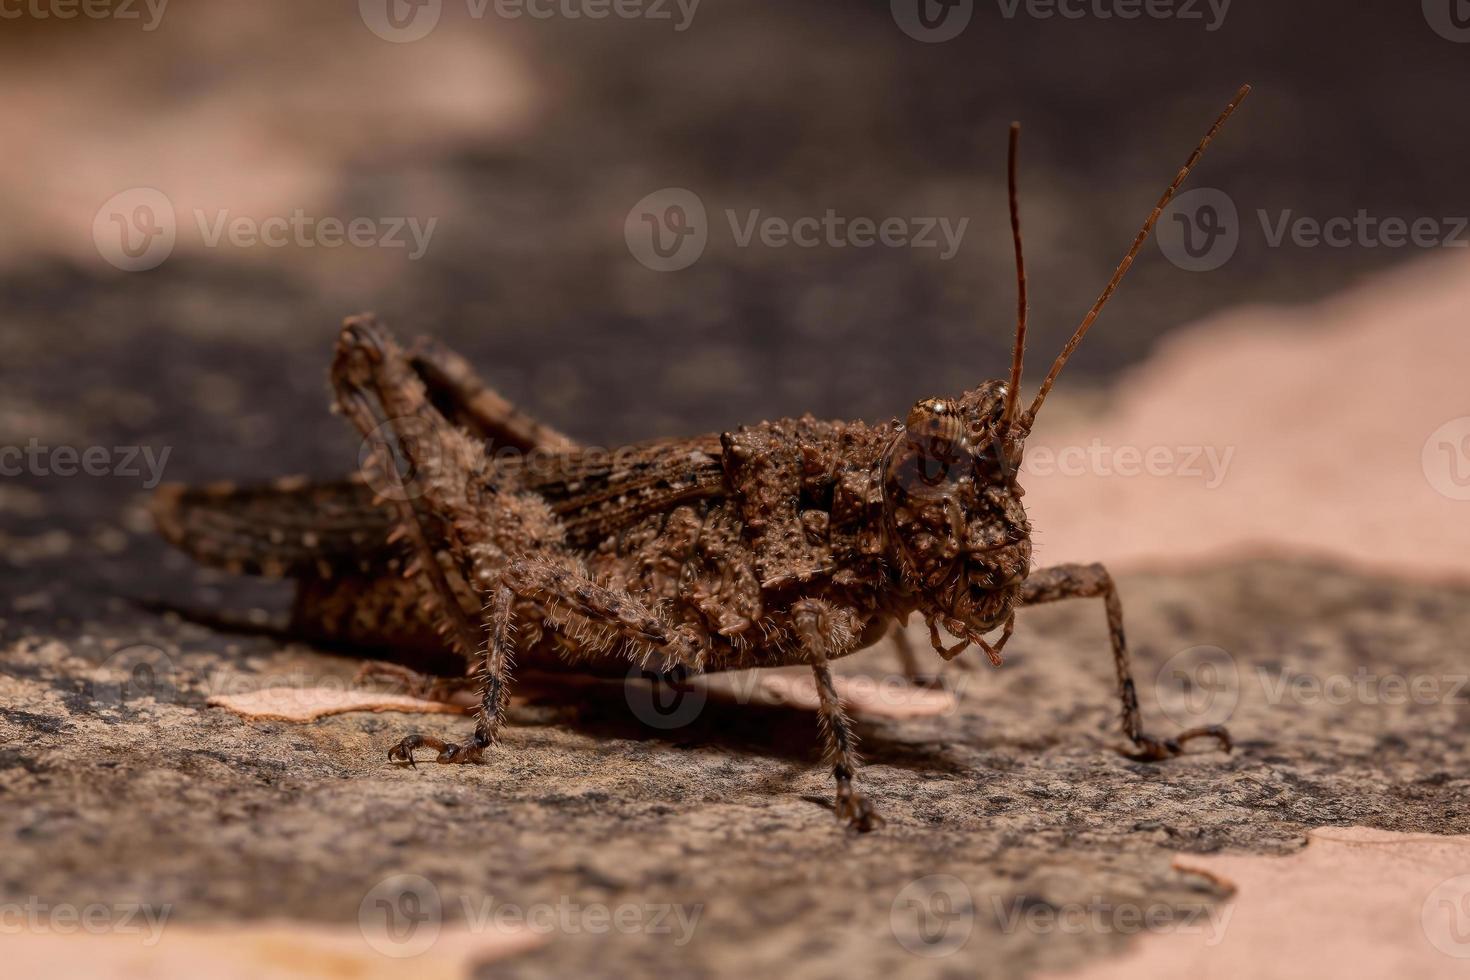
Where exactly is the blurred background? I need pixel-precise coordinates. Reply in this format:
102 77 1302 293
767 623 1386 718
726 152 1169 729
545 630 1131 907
3 0 1469 621
6 6 1470 977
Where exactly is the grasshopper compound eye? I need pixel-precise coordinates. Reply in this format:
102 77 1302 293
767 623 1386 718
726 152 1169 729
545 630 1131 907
904 399 967 463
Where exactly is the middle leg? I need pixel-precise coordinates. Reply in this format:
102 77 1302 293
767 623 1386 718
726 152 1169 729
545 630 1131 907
795 599 882 833
387 555 709 765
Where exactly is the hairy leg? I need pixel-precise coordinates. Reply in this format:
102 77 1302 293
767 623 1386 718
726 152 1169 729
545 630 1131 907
333 316 582 767
331 315 495 664
388 555 709 765
890 620 970 688
795 600 881 832
1021 562 1232 760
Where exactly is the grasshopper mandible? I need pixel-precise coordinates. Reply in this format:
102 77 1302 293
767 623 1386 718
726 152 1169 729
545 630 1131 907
154 85 1250 831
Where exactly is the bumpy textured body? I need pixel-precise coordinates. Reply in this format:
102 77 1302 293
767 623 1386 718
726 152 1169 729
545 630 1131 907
153 86 1251 830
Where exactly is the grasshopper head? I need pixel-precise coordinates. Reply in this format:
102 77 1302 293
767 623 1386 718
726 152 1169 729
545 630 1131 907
881 382 1031 659
889 85 1249 662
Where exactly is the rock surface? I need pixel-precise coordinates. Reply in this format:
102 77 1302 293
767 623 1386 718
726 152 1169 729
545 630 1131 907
4 557 1468 977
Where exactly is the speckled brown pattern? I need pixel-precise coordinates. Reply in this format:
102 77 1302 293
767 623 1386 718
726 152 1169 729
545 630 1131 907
149 90 1254 829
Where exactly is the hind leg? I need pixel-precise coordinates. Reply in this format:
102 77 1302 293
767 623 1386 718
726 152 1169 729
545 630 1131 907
331 315 501 663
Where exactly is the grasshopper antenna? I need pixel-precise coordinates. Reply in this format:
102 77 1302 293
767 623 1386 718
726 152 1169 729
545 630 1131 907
1002 121 1027 431
1022 83 1251 427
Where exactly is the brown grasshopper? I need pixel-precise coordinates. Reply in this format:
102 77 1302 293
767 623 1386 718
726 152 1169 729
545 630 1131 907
153 85 1250 831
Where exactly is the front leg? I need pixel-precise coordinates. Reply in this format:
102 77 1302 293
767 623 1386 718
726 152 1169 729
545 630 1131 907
1021 563 1232 760
794 599 882 833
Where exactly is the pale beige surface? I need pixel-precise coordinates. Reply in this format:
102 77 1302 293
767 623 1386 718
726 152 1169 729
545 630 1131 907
208 687 478 723
5 921 542 980
1049 826 1470 980
701 669 959 720
208 670 959 724
1024 252 1470 583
